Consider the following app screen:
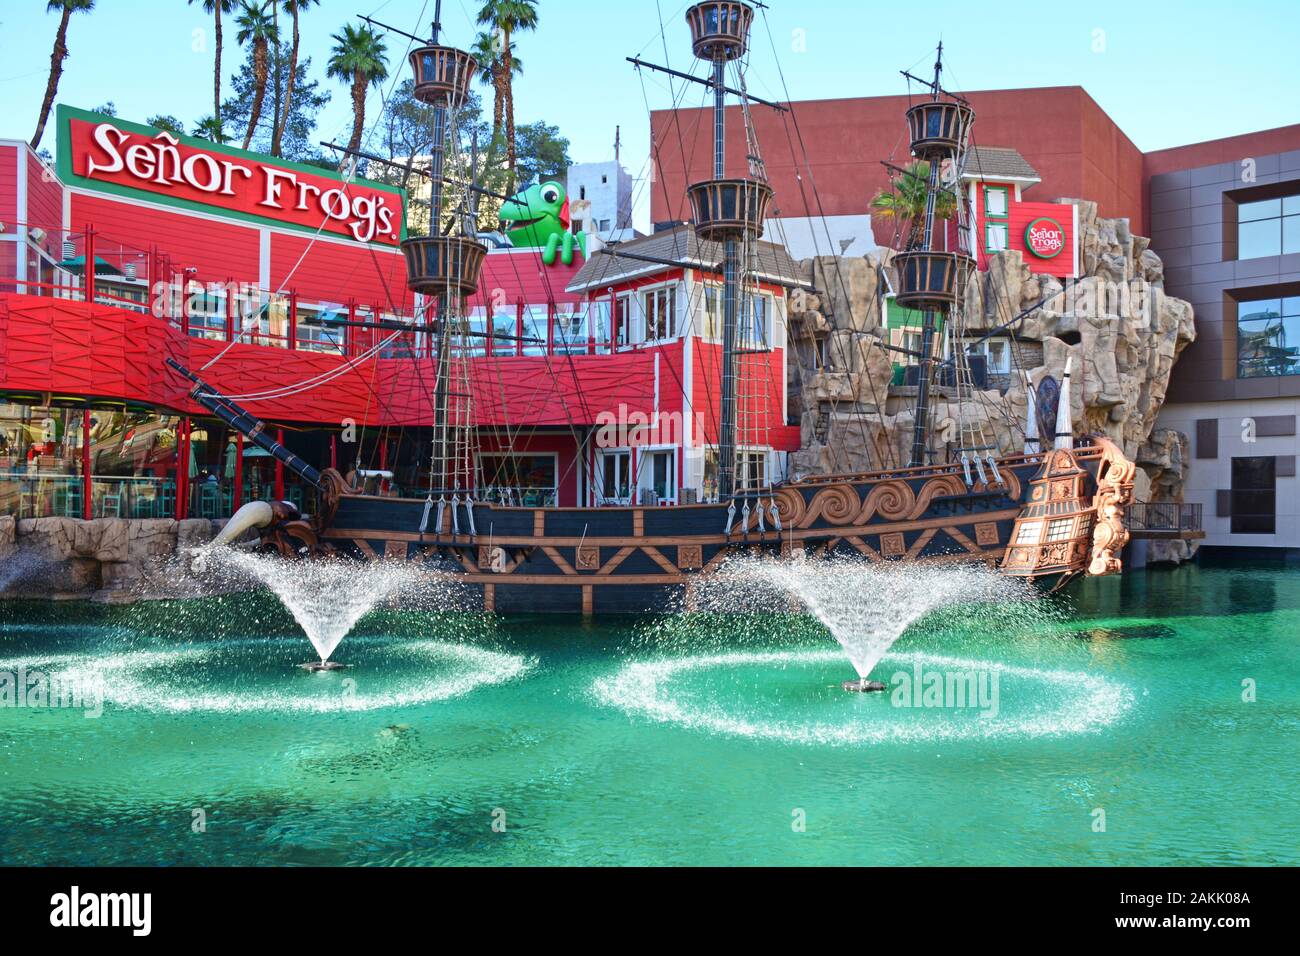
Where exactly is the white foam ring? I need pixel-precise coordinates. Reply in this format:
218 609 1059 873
592 649 1134 746
0 639 533 714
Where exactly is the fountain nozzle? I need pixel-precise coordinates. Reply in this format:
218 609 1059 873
842 678 887 693
299 660 349 672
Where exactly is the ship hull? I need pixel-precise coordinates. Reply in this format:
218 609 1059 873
313 450 1111 614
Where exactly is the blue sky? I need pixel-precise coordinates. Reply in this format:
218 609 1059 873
2 0 1296 229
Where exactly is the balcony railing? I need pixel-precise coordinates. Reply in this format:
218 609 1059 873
1124 501 1203 534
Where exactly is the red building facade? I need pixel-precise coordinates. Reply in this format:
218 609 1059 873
0 107 795 520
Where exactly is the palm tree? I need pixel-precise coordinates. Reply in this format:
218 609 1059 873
31 0 96 150
272 0 318 156
869 161 957 244
475 0 538 174
193 115 230 143
189 1 234 144
327 24 389 155
471 30 522 147
235 0 279 151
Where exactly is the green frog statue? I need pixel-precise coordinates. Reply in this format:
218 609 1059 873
499 180 588 266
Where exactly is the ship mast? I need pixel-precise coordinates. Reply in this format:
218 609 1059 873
684 2 773 500
895 44 974 467
399 3 486 507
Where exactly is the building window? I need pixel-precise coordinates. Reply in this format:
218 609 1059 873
742 293 769 349
597 449 632 504
1238 195 1300 260
964 336 1011 375
985 221 1009 253
615 293 633 348
637 449 676 504
1236 296 1300 378
642 284 676 342
590 298 612 352
579 186 586 200
984 186 1009 218
1231 456 1276 534
552 306 587 354
599 219 611 232
489 304 518 357
477 453 557 507
521 304 548 356
703 283 722 340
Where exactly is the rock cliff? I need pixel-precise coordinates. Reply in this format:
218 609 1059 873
787 199 1198 557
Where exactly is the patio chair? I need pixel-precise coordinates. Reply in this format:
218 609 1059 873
99 493 123 518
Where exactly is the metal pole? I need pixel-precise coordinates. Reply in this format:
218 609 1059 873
81 408 92 521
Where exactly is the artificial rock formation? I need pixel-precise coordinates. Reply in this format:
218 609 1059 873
787 199 1198 560
0 517 219 602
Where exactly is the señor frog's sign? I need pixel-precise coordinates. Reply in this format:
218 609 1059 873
57 106 403 245
1024 216 1066 259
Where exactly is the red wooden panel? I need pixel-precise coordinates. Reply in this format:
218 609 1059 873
70 192 260 286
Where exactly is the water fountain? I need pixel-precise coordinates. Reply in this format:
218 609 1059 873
194 548 426 669
684 554 1041 691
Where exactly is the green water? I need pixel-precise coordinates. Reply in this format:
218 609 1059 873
0 562 1297 866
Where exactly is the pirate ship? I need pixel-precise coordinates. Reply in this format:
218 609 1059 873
170 1 1136 614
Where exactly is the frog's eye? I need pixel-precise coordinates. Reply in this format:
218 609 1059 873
541 185 560 204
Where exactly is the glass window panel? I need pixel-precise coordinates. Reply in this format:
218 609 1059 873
1283 297 1300 318
553 306 587 354
591 299 612 350
521 306 548 356
1284 215 1300 256
1238 218 1281 260
491 307 517 356
986 222 1009 253
1239 198 1281 222
1284 195 1300 215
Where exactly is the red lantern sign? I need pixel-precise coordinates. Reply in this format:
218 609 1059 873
1025 217 1066 259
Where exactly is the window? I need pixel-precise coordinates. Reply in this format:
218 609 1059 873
521 304 548 356
477 453 557 507
489 304 518 357
1236 296 1300 378
738 450 767 492
742 293 769 349
1238 195 1300 260
597 449 632 504
590 298 612 352
186 283 227 341
637 449 676 504
642 284 676 342
1231 456 1275 534
296 303 346 354
964 336 1012 375
552 305 587 354
1045 517 1075 542
985 186 1009 218
599 219 611 232
579 186 587 200
703 283 723 340
703 448 767 500
615 293 633 348
985 221 1009 253
1015 521 1042 545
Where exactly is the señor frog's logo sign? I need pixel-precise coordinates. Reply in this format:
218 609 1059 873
1024 217 1066 259
62 111 401 245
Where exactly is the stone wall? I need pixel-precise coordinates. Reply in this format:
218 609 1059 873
787 199 1197 509
0 516 220 602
